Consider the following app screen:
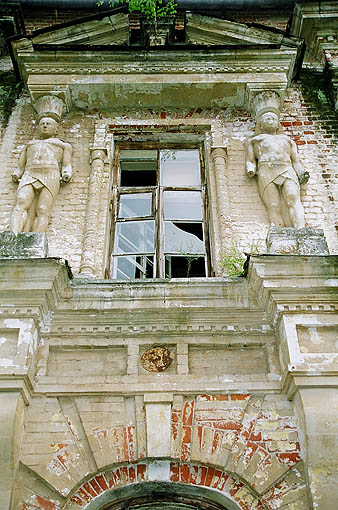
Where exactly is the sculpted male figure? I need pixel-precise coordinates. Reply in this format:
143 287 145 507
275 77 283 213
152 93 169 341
10 116 72 233
245 111 309 229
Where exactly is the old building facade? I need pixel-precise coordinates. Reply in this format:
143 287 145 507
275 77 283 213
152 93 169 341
0 1 337 509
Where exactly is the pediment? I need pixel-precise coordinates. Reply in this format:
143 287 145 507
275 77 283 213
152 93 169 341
29 10 299 49
31 13 130 46
186 13 289 47
11 10 303 112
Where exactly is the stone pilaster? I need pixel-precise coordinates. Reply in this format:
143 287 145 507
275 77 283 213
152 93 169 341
211 147 232 260
79 121 108 276
0 392 25 510
79 147 108 277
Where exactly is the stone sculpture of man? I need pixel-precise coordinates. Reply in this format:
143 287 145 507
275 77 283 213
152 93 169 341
245 106 309 229
10 114 72 233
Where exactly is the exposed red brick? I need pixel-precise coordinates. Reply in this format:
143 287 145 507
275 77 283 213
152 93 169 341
249 431 262 441
95 474 109 491
292 121 303 126
128 466 136 483
70 495 84 506
172 422 178 440
182 425 191 443
170 462 179 482
137 463 147 481
78 488 92 503
231 394 250 400
180 463 190 483
180 442 190 462
35 496 56 510
205 467 215 486
182 401 194 426
83 483 97 498
111 467 122 487
89 478 103 494
277 452 301 465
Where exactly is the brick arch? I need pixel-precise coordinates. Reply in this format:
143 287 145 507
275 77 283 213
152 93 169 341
64 461 264 510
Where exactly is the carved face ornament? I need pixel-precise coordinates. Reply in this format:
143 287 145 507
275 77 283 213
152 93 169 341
141 346 173 373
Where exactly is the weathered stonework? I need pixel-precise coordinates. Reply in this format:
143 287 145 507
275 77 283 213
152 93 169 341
0 231 48 258
0 2 338 510
266 227 329 255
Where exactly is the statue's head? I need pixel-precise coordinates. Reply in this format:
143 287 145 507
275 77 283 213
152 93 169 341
38 116 59 138
256 111 279 132
255 110 284 135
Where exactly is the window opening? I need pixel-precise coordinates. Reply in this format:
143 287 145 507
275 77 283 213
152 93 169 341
109 147 209 279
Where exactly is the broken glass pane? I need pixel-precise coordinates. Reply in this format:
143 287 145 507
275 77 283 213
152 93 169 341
165 255 206 278
113 255 154 279
164 221 204 254
164 191 203 220
120 150 157 187
119 193 152 218
114 221 155 254
160 149 201 187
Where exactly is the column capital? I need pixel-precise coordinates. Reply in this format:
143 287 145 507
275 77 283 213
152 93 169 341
89 147 108 163
211 146 227 161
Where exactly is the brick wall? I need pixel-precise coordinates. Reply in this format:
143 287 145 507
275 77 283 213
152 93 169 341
1 89 337 276
22 8 96 34
15 392 308 509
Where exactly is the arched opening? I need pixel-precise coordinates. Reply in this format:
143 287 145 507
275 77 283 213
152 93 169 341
85 482 241 510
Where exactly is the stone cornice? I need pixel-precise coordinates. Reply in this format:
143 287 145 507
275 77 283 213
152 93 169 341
12 39 299 110
247 255 338 327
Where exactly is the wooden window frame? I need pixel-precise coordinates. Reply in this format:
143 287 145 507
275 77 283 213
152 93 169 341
107 142 211 279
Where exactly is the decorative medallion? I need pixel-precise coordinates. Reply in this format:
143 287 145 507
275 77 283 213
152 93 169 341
141 346 173 372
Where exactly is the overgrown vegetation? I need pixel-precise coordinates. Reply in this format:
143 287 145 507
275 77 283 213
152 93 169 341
220 241 260 278
300 70 333 113
0 70 22 127
98 0 177 19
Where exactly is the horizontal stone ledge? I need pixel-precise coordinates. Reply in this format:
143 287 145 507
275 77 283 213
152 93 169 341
33 380 282 396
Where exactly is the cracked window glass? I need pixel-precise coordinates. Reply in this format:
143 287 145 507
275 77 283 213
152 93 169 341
164 222 204 253
110 147 210 279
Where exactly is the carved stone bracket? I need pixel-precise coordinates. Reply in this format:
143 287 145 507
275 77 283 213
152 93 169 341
79 146 108 277
245 84 285 116
29 86 71 113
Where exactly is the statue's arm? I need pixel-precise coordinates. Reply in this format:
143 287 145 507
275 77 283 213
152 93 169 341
12 145 27 182
245 138 257 177
290 138 309 184
60 142 72 183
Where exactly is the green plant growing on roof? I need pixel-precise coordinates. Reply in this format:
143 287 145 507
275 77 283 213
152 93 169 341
220 241 260 278
98 0 177 19
177 241 202 278
97 0 177 44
